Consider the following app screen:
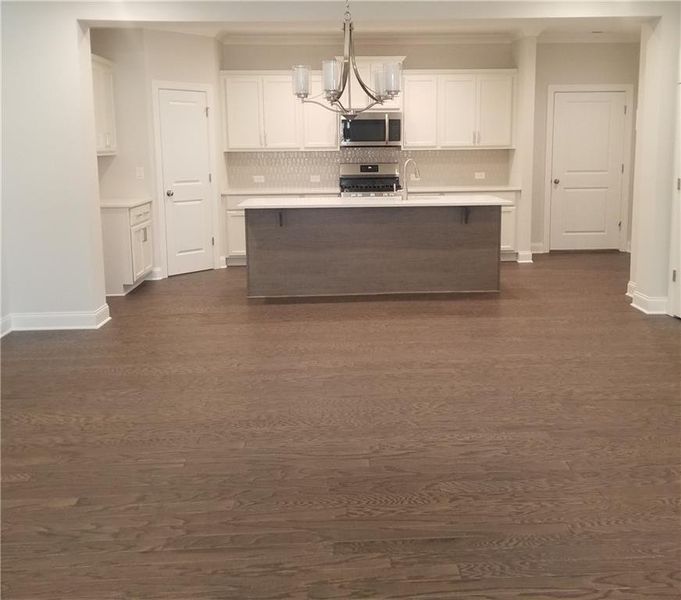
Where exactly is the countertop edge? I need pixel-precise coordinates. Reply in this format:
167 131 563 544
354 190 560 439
223 186 521 196
100 198 152 209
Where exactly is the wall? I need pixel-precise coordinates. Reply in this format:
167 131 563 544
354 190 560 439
532 42 640 248
222 39 515 70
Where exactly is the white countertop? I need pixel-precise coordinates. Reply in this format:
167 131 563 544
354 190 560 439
223 185 520 196
238 194 513 210
100 198 151 209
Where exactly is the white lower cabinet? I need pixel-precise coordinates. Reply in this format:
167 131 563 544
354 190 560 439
500 206 517 253
101 201 153 295
226 210 247 265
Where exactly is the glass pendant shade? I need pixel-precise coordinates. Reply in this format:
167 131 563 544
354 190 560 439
292 65 310 98
384 62 402 95
373 68 387 98
322 59 341 94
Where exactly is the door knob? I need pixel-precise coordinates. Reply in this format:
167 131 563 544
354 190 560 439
553 178 560 185
166 190 174 197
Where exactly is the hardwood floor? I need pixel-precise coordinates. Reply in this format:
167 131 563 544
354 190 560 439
2 252 680 599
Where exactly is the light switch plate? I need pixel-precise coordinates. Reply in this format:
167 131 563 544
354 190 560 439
474 172 486 180
253 175 265 183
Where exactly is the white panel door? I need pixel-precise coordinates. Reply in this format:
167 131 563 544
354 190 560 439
224 76 262 149
159 89 214 276
439 74 477 147
403 74 438 148
550 91 626 250
477 74 513 146
262 75 300 149
303 75 338 149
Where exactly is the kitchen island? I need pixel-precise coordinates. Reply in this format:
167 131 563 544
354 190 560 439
238 195 513 298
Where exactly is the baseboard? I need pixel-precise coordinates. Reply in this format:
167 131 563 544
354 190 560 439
1 314 12 338
517 250 534 264
531 242 547 254
7 303 111 332
146 267 165 281
218 255 228 269
630 290 668 315
626 280 637 298
500 251 516 262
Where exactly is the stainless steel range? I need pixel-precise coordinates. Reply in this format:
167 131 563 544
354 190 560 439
339 163 402 197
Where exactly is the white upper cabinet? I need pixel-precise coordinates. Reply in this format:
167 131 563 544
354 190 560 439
477 74 514 147
91 54 117 155
303 75 338 149
439 74 477 147
403 70 515 149
223 75 262 149
262 75 300 149
222 71 334 151
403 74 438 147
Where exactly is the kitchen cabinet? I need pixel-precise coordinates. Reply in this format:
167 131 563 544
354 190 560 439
403 74 438 147
403 70 515 149
222 71 335 151
91 54 117 155
302 75 338 149
226 210 247 265
100 201 153 295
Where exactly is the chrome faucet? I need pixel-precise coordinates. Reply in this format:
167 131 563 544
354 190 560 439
402 158 421 200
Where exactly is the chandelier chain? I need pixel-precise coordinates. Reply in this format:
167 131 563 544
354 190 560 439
344 0 351 23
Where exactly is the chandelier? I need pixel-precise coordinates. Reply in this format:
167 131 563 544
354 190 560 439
291 0 402 116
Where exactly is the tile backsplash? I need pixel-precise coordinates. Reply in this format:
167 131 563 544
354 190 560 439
225 149 511 190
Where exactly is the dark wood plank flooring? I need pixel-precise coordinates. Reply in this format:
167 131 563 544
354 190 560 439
2 253 680 599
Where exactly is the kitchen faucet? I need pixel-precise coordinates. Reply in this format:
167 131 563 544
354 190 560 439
402 158 421 200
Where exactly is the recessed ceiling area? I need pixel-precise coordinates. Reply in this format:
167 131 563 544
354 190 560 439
95 16 646 44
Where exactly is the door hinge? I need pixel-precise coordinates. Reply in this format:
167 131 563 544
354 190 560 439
677 177 680 191
621 164 624 174
211 236 215 246
624 105 627 115
208 173 212 183
205 106 209 117
673 269 677 283
618 221 622 230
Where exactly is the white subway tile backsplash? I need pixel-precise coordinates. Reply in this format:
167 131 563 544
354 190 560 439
225 149 510 190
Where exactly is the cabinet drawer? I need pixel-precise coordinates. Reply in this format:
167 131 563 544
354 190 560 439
129 203 152 227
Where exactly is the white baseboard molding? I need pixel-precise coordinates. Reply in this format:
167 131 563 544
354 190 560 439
531 242 547 254
517 250 534 264
146 267 165 281
1 314 12 338
218 255 228 269
630 290 668 315
626 280 637 298
3 303 111 334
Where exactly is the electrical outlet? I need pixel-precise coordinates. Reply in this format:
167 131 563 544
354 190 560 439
474 172 486 180
135 167 145 180
310 174 321 183
253 175 265 183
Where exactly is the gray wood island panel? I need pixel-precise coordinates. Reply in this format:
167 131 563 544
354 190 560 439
245 205 501 298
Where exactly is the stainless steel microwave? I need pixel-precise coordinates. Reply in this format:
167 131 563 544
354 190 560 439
340 112 402 147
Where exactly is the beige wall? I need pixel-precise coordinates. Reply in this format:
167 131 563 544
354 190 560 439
222 41 514 70
532 42 640 247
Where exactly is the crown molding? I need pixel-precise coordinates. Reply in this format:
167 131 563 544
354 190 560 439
538 31 640 44
220 32 514 46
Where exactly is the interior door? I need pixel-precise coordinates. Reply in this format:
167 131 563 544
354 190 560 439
550 91 626 250
158 88 214 276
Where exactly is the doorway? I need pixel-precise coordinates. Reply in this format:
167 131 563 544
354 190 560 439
544 86 633 251
154 84 216 276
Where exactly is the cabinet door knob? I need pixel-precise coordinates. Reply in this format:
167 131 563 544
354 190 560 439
553 178 560 185
166 190 174 197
